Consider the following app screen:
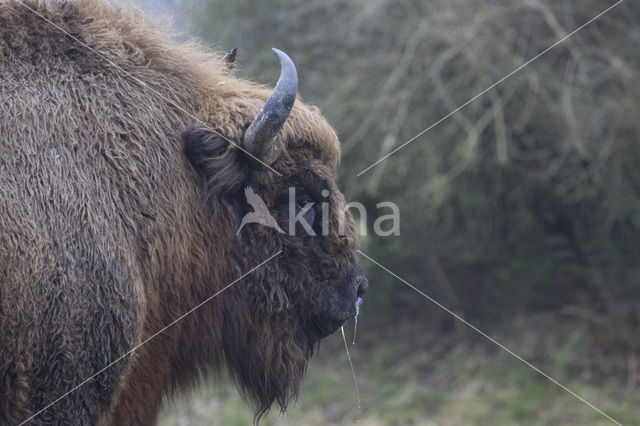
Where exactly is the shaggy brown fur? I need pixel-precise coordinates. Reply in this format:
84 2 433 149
0 0 366 424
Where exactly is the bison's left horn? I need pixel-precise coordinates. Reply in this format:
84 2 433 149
242 48 298 165
221 48 237 66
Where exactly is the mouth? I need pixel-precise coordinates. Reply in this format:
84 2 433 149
304 271 368 341
307 297 362 340
305 314 347 340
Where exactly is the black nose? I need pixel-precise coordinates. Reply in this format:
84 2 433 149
352 263 368 297
356 275 368 297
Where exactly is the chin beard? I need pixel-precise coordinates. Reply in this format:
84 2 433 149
221 318 315 423
230 309 347 421
218 270 355 422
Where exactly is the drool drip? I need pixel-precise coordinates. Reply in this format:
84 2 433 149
352 296 362 345
341 325 361 410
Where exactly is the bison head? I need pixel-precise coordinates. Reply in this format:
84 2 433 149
182 49 367 419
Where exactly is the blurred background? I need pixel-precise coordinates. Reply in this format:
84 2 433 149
136 0 640 424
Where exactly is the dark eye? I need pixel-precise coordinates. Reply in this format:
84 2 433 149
295 196 312 211
296 196 316 226
277 188 318 234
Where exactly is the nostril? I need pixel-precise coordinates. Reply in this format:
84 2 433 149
356 276 368 297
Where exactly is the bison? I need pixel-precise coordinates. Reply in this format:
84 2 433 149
0 0 368 424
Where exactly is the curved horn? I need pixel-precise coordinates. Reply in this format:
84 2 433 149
242 48 298 165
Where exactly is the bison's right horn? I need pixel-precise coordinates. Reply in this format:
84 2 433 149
242 48 298 166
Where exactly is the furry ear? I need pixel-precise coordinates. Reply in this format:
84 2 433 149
183 126 248 201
